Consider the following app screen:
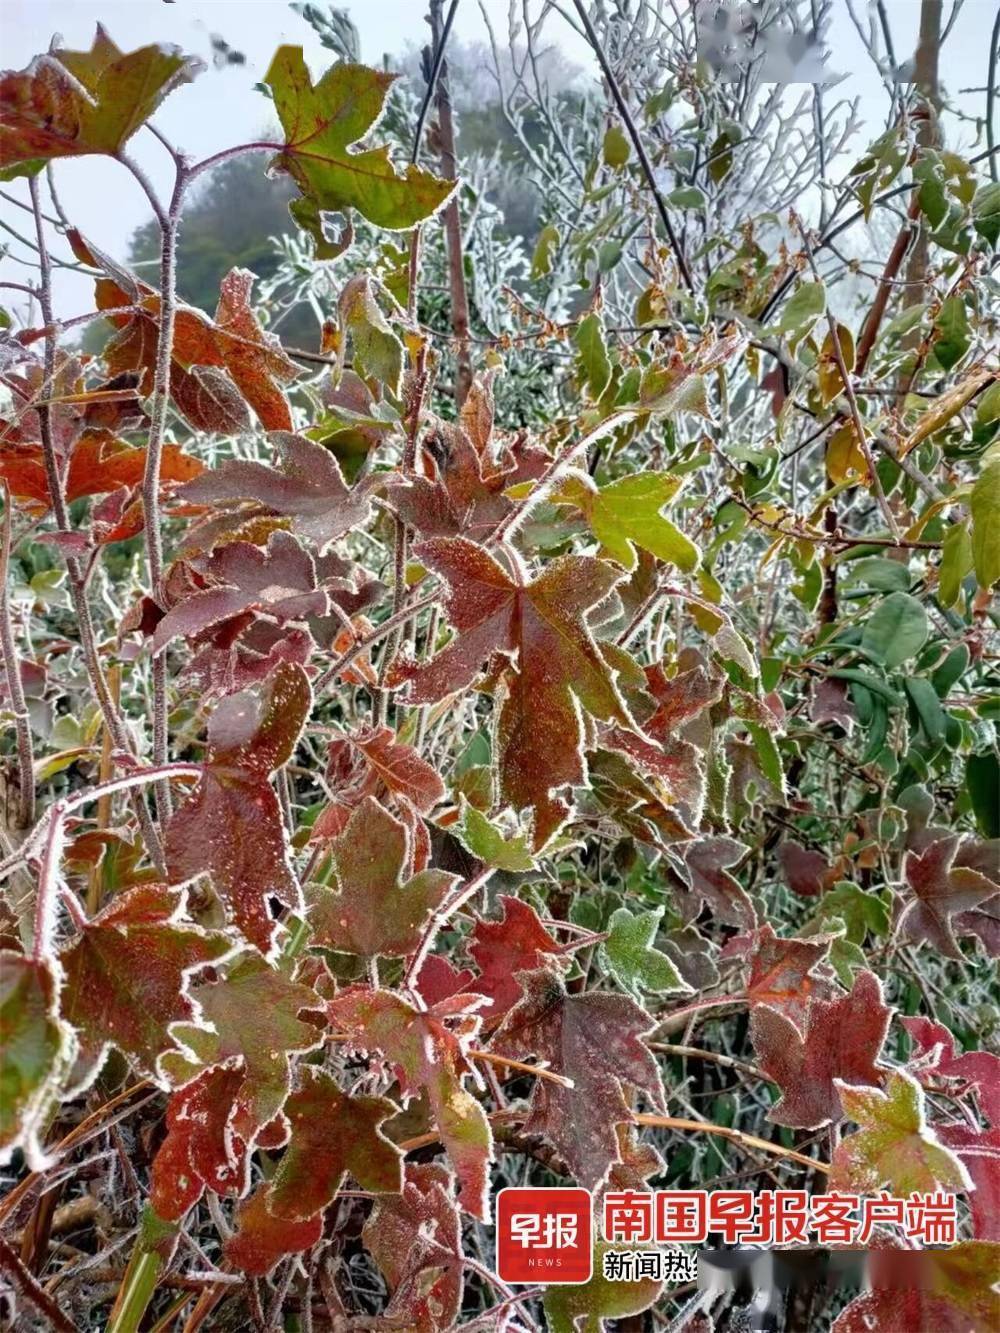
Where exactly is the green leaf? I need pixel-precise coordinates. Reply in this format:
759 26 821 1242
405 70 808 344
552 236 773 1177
776 281 826 342
264 49 454 230
599 907 691 999
531 223 560 278
844 556 910 592
574 313 612 399
667 186 706 209
861 592 928 668
544 1244 663 1333
832 1070 970 1196
339 274 404 395
972 179 1000 245
0 954 76 1170
966 752 1000 838
0 25 202 174
938 520 973 607
456 801 535 872
932 296 970 371
975 378 1000 425
811 883 890 943
602 125 630 169
556 470 698 573
970 455 1000 587
905 678 947 747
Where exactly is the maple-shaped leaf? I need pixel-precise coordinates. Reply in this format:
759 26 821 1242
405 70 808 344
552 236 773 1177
778 840 839 897
466 896 560 1019
266 1067 401 1219
490 965 665 1190
898 833 998 958
543 1242 663 1333
743 924 833 1030
364 1162 464 1331
903 1016 1000 1126
383 412 546 541
830 1070 972 1196
75 237 298 432
59 884 231 1087
305 797 456 957
0 953 76 1170
455 801 536 872
602 726 707 828
314 724 446 845
414 954 477 1008
151 530 328 653
0 25 202 175
676 836 756 931
180 430 371 551
165 661 310 954
328 986 491 1217
224 1183 323 1276
750 969 890 1129
833 1242 1000 1333
162 953 324 1135
0 431 203 514
264 49 455 231
389 537 631 847
598 906 691 1000
643 659 724 737
554 469 698 572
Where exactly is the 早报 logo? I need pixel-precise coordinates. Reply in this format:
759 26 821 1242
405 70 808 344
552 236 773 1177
496 1187 593 1284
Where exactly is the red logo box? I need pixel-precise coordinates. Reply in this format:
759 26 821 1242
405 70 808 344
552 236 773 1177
496 1187 593 1284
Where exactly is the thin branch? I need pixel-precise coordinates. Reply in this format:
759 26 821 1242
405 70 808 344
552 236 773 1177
0 487 35 828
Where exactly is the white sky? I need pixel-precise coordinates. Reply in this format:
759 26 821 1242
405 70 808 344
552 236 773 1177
1 0 996 317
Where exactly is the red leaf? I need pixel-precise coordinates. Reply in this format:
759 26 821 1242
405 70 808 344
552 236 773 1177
267 1067 402 1220
677 836 756 931
466 896 560 1020
778 840 838 897
364 1162 464 1330
59 883 231 1087
750 970 890 1129
165 661 310 953
903 1016 1000 1126
180 431 371 550
490 965 664 1190
304 796 456 957
327 985 492 1218
899 834 998 958
743 924 833 1030
389 537 632 847
225 1184 323 1275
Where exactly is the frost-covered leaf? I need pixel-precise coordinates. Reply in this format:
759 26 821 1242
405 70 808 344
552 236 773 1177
59 884 231 1086
267 1067 402 1219
743 924 833 1029
455 802 535 872
165 661 310 954
264 49 454 230
305 796 456 957
327 986 492 1217
778 840 838 897
751 970 890 1129
225 1183 323 1275
676 836 756 930
0 953 76 1169
490 965 664 1190
163 954 324 1136
0 25 201 174
364 1162 464 1331
903 1016 1000 1125
599 906 691 999
898 833 998 958
389 537 632 847
833 1243 999 1333
543 1243 663 1333
180 430 371 550
466 896 559 1019
555 470 698 573
831 1069 971 1196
